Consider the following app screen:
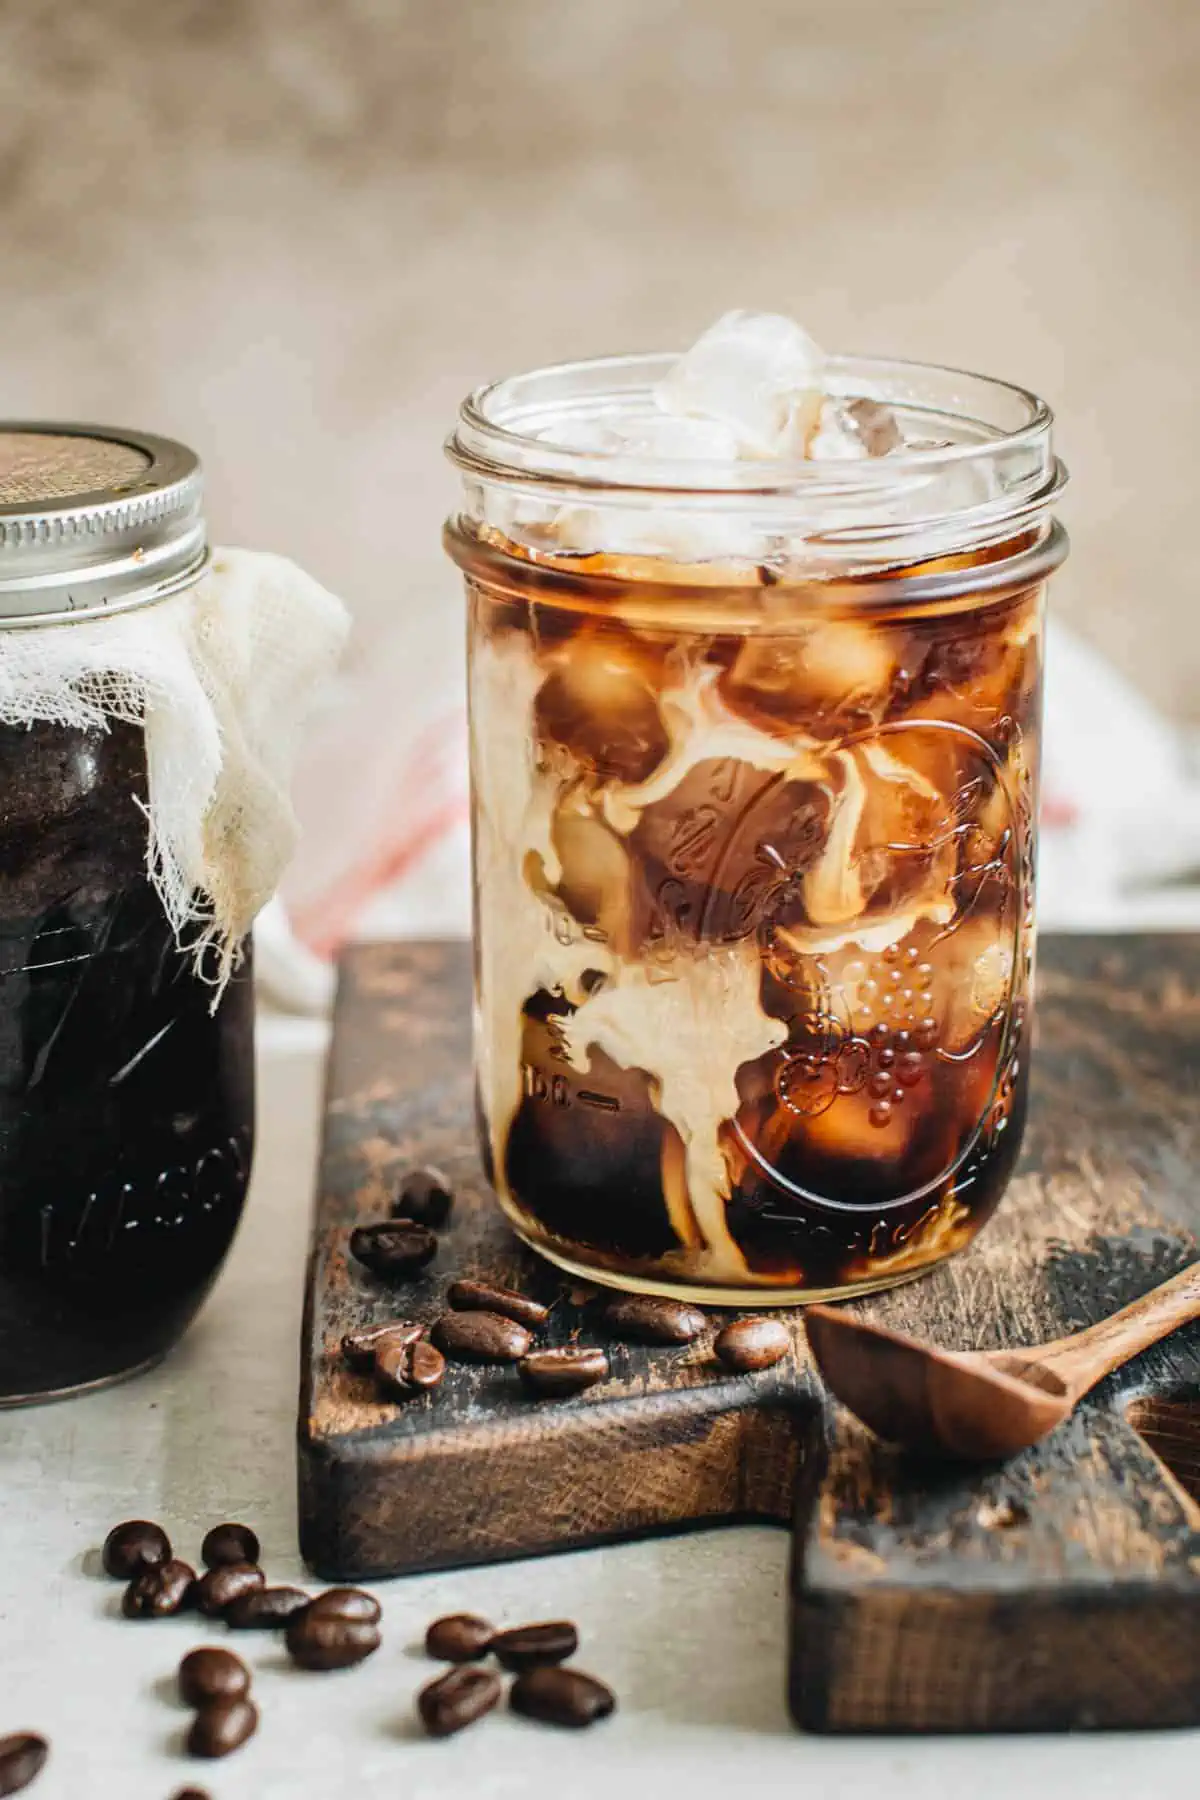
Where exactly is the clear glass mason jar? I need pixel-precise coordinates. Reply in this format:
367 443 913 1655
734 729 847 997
446 354 1067 1304
0 426 254 1402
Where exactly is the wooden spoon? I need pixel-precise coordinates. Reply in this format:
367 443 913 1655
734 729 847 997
804 1260 1200 1460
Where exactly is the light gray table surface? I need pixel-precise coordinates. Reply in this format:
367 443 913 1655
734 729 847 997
2 1032 1195 1799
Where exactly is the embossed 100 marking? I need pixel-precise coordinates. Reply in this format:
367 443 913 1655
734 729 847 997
521 1065 620 1112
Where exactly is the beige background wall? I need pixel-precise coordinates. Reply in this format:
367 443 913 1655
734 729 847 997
0 0 1195 737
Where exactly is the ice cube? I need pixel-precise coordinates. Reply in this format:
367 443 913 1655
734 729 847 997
656 311 826 458
808 395 904 461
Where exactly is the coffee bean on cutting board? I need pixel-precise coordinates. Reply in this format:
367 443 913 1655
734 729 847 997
510 1666 616 1729
193 1562 265 1618
519 1346 609 1398
0 1732 48 1797
350 1221 438 1280
122 1560 196 1619
186 1698 258 1760
102 1519 171 1579
447 1278 549 1330
286 1610 381 1671
376 1336 446 1397
392 1165 454 1229
425 1613 495 1662
200 1521 260 1568
305 1588 381 1624
178 1648 251 1707
226 1586 312 1630
342 1320 424 1367
601 1296 707 1345
491 1621 578 1671
417 1666 503 1738
713 1316 791 1372
432 1310 531 1364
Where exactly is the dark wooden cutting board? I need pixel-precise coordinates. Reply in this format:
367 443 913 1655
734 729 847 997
298 935 1200 1733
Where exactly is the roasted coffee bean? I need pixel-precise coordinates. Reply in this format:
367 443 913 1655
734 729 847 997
432 1310 531 1364
102 1519 171 1579
491 1620 578 1671
170 1789 211 1800
178 1647 251 1707
447 1278 549 1331
193 1562 265 1618
286 1610 381 1671
417 1666 502 1738
341 1320 424 1367
350 1221 438 1280
424 1612 495 1662
186 1698 258 1760
0 1733 48 1796
305 1587 381 1624
713 1316 791 1372
601 1295 706 1345
392 1164 454 1228
376 1336 446 1397
518 1346 609 1398
122 1559 196 1618
225 1585 312 1630
200 1522 260 1568
510 1665 616 1729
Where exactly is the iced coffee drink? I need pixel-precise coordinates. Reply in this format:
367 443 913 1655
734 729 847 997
447 314 1067 1301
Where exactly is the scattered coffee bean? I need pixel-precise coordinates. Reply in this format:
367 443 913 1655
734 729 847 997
200 1522 260 1568
601 1295 706 1345
519 1346 609 1397
350 1221 438 1280
102 1519 171 1579
424 1613 495 1662
432 1310 531 1364
170 1789 211 1800
491 1620 578 1671
447 1278 549 1331
510 1665 616 1729
713 1316 791 1372
305 1587 382 1624
0 1732 48 1796
341 1320 424 1367
376 1336 447 1396
392 1164 454 1228
417 1666 502 1738
193 1562 265 1618
122 1559 196 1619
285 1610 381 1671
178 1647 251 1707
186 1698 258 1760
225 1585 312 1630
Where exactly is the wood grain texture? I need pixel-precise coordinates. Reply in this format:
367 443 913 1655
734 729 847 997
298 936 1200 1733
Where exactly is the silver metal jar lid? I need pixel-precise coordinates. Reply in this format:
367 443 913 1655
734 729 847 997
0 423 208 626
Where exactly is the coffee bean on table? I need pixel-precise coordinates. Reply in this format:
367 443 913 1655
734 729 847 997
342 1320 424 1367
491 1621 578 1671
102 1519 171 1579
713 1316 791 1372
376 1336 446 1397
601 1295 707 1345
305 1587 381 1624
178 1648 251 1707
392 1165 454 1228
447 1279 549 1331
225 1586 312 1630
350 1222 438 1280
200 1522 260 1568
186 1698 258 1759
122 1559 196 1618
193 1562 265 1617
519 1346 609 1398
510 1665 616 1729
425 1613 495 1662
285 1610 381 1671
0 1732 48 1796
417 1666 502 1738
432 1310 531 1364
170 1789 211 1800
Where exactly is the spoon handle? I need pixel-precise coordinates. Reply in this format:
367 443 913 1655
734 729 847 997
1033 1260 1200 1392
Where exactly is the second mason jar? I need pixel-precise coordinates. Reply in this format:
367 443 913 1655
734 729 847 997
447 350 1067 1304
